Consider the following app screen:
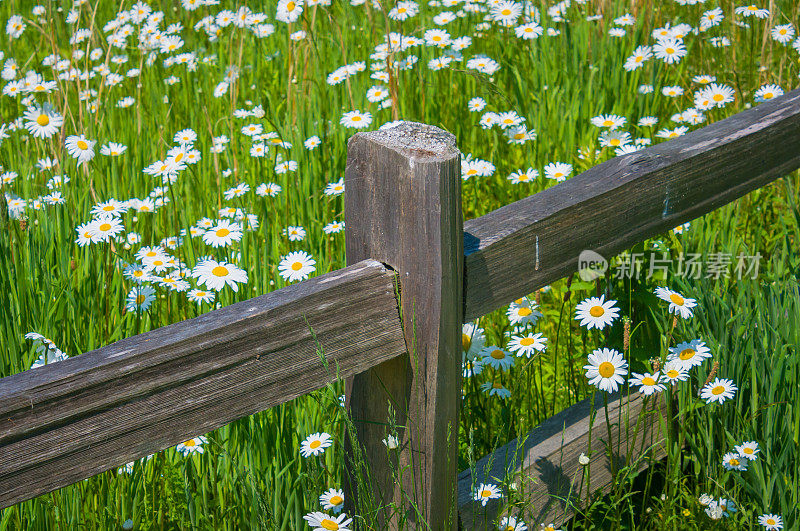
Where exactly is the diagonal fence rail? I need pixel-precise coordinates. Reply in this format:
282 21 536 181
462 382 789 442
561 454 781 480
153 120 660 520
1 88 799 527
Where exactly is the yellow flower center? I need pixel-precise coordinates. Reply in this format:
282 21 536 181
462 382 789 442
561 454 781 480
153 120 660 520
520 337 536 347
310 440 321 449
291 261 303 271
517 307 532 317
77 140 89 150
712 385 725 395
729 458 739 466
136 294 146 304
669 293 684 305
589 305 605 317
174 153 184 162
37 114 50 126
462 333 472 351
103 205 115 211
763 92 774 99
679 348 695 360
743 447 753 454
642 376 656 386
610 138 620 146
602 120 613 126
712 94 724 102
490 349 505 359
98 223 111 232
598 361 615 378
352 115 361 121
134 271 143 277
212 265 229 277
433 36 441 41
329 495 343 505
216 228 230 237
287 1 296 10
667 369 679 378
554 172 564 178
501 8 511 15
492 382 502 389
767 518 775 525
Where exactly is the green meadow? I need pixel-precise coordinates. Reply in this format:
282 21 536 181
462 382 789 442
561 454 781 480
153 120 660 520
0 0 798 528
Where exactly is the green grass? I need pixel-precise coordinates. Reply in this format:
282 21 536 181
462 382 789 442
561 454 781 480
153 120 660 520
0 0 799 528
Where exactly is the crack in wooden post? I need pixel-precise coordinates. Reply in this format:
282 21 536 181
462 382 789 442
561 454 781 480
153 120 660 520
344 122 462 529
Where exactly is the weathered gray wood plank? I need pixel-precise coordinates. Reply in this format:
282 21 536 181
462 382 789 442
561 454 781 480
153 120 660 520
463 89 800 320
458 392 667 528
344 121 463 528
0 259 405 509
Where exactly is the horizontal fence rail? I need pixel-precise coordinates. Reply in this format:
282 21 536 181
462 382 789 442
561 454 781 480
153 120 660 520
457 393 668 528
0 260 405 509
463 88 800 320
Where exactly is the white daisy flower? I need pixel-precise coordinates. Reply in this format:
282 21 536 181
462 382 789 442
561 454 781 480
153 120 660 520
473 483 502 506
654 287 697 319
628 372 665 395
340 110 372 129
506 298 542 326
507 333 547 358
462 322 486 360
660 359 689 385
202 220 243 248
302 511 353 531
700 377 737 404
278 251 316 282
734 441 759 460
299 432 332 458
574 295 620 330
667 339 711 370
64 134 96 166
176 436 208 455
584 348 627 393
319 488 345 514
721 451 748 471
192 259 248 292
480 346 515 371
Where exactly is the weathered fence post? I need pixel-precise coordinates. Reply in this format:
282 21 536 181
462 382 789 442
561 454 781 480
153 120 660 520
344 122 463 528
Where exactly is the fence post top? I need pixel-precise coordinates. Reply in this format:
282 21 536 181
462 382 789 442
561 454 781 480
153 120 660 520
347 121 459 163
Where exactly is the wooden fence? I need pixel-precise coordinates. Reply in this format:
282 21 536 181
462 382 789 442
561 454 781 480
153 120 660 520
1 88 799 529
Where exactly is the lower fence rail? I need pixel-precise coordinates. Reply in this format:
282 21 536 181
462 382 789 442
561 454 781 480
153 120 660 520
457 392 668 528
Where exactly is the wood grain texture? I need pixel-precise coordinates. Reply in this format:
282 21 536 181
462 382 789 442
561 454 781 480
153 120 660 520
0 260 405 509
457 392 668 528
463 89 800 320
344 121 463 528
